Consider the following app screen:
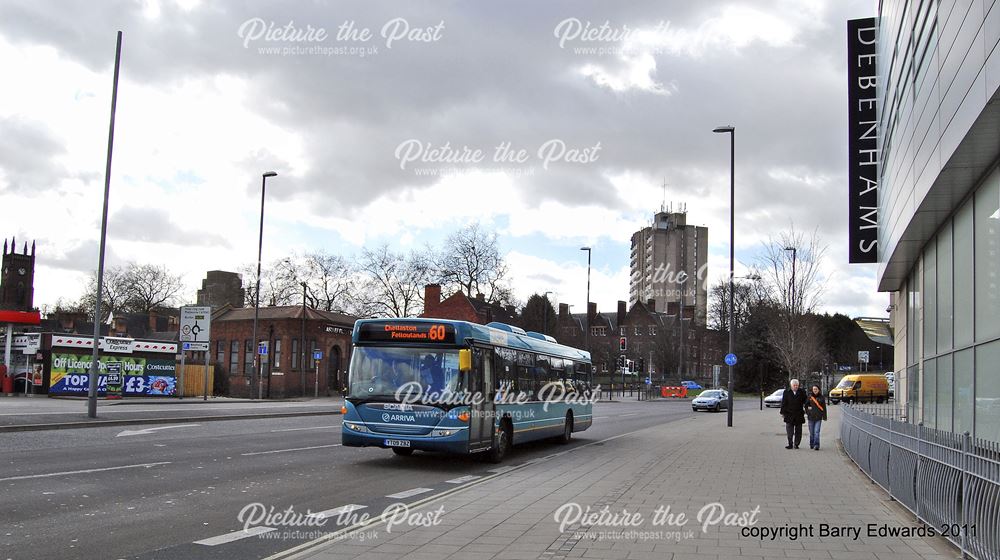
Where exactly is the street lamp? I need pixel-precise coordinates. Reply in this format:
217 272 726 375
252 171 277 400
737 273 762 409
713 125 735 427
580 247 591 353
542 291 553 335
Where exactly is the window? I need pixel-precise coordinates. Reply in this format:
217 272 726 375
592 326 606 337
230 340 239 375
244 339 253 375
975 177 1000 342
937 224 953 353
923 241 936 357
954 200 974 347
216 340 225 366
937 355 952 432
274 339 282 370
648 325 656 336
922 359 936 428
953 349 973 435
634 326 641 336
291 338 300 370
975 339 1000 440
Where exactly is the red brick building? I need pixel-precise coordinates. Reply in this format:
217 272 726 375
209 305 358 398
420 284 517 324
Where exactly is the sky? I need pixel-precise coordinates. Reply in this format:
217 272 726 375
0 0 885 319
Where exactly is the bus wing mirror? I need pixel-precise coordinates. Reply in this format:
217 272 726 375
458 349 472 372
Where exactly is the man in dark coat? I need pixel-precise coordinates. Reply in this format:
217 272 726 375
779 378 807 449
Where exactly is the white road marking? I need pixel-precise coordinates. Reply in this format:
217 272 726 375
385 487 433 499
486 465 518 474
444 475 481 484
116 424 201 437
269 424 341 433
0 462 171 482
307 504 366 520
241 444 341 456
194 526 276 546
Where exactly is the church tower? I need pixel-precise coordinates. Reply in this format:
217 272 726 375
1 238 36 311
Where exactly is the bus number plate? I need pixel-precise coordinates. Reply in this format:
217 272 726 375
385 439 410 448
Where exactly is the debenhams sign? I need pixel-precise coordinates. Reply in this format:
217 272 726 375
847 18 878 264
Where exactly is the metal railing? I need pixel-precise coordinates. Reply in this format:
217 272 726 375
841 404 1000 560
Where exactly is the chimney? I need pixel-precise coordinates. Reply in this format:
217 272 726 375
587 302 597 323
558 303 569 317
424 284 441 316
647 298 656 309
616 300 626 328
475 292 485 302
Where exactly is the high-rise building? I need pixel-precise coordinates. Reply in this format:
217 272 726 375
628 207 708 325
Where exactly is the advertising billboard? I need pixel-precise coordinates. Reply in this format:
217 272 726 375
48 353 177 396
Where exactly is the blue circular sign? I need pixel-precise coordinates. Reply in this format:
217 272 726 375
725 353 738 366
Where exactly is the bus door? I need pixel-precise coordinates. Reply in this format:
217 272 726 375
468 348 495 452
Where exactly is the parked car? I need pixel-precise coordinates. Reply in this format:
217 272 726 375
829 374 890 404
691 389 728 412
763 389 784 408
681 380 703 390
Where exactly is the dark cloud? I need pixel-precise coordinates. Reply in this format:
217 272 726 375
108 206 231 247
0 116 69 193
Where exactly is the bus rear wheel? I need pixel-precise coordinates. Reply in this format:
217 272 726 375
486 422 511 464
557 413 573 444
391 447 414 456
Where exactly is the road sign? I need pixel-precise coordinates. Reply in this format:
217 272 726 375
258 342 269 355
313 350 323 361
858 351 870 364
724 353 738 367
183 342 209 351
180 306 211 344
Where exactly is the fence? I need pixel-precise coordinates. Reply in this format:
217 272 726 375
840 404 1000 560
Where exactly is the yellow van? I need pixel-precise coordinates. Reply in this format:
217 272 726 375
829 374 890 404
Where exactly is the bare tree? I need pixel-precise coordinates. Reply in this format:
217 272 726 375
755 227 828 379
356 244 430 318
433 223 513 305
78 265 132 321
303 251 355 312
707 279 769 333
126 264 185 312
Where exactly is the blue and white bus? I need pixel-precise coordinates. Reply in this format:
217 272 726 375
341 318 593 463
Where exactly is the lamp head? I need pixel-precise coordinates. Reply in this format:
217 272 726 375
712 125 734 134
579 246 591 252
262 171 278 178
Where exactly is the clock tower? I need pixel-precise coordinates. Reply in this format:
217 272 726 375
1 238 35 311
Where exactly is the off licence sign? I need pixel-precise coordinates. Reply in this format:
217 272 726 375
357 322 456 343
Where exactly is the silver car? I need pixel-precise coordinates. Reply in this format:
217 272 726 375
692 389 729 412
764 389 784 408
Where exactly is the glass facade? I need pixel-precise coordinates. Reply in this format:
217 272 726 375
905 168 1000 440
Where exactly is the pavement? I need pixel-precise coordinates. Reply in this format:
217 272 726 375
0 395 344 431
279 403 961 560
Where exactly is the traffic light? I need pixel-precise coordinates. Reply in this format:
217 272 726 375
618 355 626 369
619 336 627 352
638 357 645 373
627 359 636 373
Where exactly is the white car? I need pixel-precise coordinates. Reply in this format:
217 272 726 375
763 389 783 408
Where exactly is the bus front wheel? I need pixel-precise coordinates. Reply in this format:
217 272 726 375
486 421 511 464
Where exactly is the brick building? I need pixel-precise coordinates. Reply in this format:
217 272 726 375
196 270 245 311
555 299 724 387
420 284 517 324
210 305 358 398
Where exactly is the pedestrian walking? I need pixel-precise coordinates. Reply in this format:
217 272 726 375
779 378 807 449
805 385 828 450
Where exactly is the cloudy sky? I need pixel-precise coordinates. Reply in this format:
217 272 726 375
0 0 884 319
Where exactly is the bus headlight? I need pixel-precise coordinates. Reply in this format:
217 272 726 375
431 428 458 437
344 422 369 433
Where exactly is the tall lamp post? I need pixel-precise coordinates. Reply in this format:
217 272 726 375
252 171 277 400
579 247 592 388
784 246 797 381
713 125 735 427
542 291 553 335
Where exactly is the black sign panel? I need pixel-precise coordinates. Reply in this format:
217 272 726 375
847 17 879 263
357 321 456 344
